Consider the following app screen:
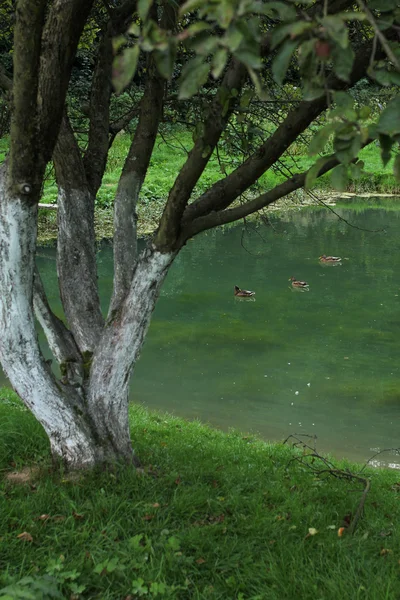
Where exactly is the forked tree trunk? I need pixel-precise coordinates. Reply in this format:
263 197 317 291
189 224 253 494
0 166 176 468
87 247 176 464
0 168 98 466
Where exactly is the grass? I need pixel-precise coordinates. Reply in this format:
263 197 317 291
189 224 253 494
1 388 400 600
2 126 399 242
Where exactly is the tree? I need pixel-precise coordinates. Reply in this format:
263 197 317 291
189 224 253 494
0 0 399 469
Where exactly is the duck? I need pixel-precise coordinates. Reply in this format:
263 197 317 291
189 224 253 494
234 285 255 297
319 254 342 264
289 276 309 289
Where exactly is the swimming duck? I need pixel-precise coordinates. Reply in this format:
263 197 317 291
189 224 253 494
234 285 255 297
319 254 342 264
289 277 309 289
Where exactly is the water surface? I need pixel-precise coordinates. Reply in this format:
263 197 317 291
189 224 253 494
10 201 400 466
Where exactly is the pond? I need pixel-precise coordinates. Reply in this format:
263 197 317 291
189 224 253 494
4 199 400 467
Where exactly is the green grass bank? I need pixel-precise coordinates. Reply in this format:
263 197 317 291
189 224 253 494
1 388 400 600
2 131 399 243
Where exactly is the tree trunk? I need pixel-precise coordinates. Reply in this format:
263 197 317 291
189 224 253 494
0 166 175 468
87 246 176 464
0 166 99 467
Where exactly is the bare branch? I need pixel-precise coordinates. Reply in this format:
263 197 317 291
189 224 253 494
109 106 140 136
284 434 370 535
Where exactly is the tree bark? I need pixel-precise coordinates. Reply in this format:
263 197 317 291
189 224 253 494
54 115 104 353
111 53 165 313
1 162 175 467
0 165 100 467
89 247 176 462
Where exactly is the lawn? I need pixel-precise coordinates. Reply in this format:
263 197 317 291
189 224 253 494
1 388 400 600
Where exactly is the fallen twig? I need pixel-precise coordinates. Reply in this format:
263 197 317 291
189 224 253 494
283 434 371 535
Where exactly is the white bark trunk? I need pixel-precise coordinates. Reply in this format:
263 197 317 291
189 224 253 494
0 165 176 468
88 246 175 462
57 186 104 352
110 172 142 314
0 169 98 467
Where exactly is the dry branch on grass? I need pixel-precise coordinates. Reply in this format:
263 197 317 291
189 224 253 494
283 434 371 535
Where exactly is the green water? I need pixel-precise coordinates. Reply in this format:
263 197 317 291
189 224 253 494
9 201 400 466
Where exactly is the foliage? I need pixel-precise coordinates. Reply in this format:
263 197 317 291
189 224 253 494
111 0 400 193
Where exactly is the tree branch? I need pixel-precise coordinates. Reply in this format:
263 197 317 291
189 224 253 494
37 0 95 166
182 38 380 227
356 0 400 71
180 157 339 240
33 268 83 385
8 0 47 199
83 26 113 196
110 3 171 313
180 140 373 241
154 58 247 250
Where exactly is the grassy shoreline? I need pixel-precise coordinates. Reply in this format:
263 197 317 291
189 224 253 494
13 129 396 243
1 388 400 599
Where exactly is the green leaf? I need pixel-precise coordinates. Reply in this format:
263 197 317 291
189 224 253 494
369 0 398 11
272 40 298 85
335 11 366 20
331 164 349 191
235 48 262 69
377 95 400 137
212 48 228 79
240 88 254 109
359 106 371 120
112 45 140 94
331 91 356 120
321 15 349 49
332 90 354 111
308 124 335 156
181 22 211 38
271 21 314 50
178 58 210 99
254 1 297 20
223 24 244 52
179 0 207 13
138 0 153 21
248 68 269 100
189 31 218 55
349 161 364 180
154 39 177 79
334 131 361 164
128 22 141 37
331 44 354 82
305 156 331 189
302 80 325 101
